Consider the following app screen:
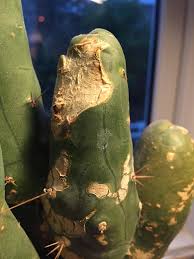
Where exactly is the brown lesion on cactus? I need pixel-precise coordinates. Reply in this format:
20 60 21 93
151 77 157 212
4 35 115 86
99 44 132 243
119 67 127 80
46 151 70 192
87 183 110 199
86 154 132 204
51 36 113 138
6 188 17 201
93 221 108 246
41 194 87 239
94 234 108 246
98 221 107 234
4 176 17 186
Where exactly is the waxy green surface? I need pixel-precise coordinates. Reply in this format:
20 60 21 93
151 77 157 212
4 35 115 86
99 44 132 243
130 120 194 258
0 0 48 204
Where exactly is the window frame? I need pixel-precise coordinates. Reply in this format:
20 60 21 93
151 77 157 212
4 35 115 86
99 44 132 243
152 0 194 255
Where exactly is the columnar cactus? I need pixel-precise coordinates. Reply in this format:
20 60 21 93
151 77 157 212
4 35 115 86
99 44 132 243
0 0 48 204
41 29 140 259
130 120 194 258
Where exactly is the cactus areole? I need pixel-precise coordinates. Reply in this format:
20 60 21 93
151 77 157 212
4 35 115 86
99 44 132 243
41 29 140 259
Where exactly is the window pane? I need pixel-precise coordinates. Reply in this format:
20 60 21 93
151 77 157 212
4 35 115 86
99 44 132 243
22 0 158 141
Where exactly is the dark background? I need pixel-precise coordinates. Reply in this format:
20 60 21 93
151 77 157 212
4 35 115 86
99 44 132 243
22 0 158 141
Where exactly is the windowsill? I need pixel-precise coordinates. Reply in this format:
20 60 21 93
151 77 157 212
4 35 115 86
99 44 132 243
164 227 194 259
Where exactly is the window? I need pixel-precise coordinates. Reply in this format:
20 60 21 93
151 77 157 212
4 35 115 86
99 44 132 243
153 0 194 256
22 0 159 142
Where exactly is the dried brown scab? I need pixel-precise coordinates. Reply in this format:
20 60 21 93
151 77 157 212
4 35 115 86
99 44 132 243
51 36 113 138
94 234 108 246
98 221 107 234
46 151 70 192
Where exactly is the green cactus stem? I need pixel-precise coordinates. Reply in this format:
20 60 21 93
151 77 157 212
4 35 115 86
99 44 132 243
0 145 40 259
130 120 194 259
41 29 140 259
0 0 48 204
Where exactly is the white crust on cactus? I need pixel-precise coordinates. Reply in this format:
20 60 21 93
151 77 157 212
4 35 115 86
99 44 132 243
86 154 133 204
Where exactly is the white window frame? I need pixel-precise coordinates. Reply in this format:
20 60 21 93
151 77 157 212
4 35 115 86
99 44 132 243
152 0 194 256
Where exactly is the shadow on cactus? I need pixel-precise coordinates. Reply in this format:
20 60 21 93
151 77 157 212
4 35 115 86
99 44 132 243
0 1 194 259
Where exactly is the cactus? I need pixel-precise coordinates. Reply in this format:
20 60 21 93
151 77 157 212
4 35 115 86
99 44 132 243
0 145 40 258
0 2 194 258
0 0 48 204
130 120 194 258
41 29 140 259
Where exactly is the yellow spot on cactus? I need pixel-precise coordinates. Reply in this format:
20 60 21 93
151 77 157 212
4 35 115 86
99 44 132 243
177 180 194 201
168 217 177 226
156 203 161 208
170 165 174 170
0 225 5 232
139 201 143 210
16 24 23 30
98 221 107 234
10 32 16 38
119 67 127 79
145 226 153 232
166 152 175 162
132 248 155 259
17 222 21 228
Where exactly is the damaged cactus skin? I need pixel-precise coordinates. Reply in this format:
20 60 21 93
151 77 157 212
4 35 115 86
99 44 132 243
41 29 140 259
0 145 40 259
0 0 48 204
130 120 194 259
